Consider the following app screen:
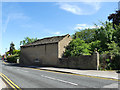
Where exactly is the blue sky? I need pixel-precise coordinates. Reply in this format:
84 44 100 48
1 2 118 55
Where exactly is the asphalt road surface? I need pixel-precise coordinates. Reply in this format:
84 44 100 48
0 60 119 89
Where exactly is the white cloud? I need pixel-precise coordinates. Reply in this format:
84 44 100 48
54 32 60 35
3 16 10 32
9 13 30 20
84 2 101 10
74 24 100 30
2 13 30 32
58 3 82 15
57 2 101 15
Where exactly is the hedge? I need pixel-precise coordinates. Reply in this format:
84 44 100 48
7 54 19 63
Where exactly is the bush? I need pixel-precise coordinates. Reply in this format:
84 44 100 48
111 55 120 70
13 50 20 56
7 54 19 63
99 53 120 70
64 38 91 57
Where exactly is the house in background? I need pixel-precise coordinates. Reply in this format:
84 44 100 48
20 34 72 66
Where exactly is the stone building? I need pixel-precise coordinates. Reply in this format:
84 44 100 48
20 34 72 66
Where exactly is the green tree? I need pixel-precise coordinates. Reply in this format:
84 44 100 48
89 40 102 54
107 41 120 56
73 28 96 43
64 38 91 57
0 55 2 58
20 37 38 45
114 24 120 47
94 21 116 53
108 10 120 28
9 42 15 55
13 50 20 56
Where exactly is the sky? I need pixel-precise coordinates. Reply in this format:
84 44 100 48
1 1 119 55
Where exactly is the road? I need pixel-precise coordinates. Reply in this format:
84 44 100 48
0 60 119 89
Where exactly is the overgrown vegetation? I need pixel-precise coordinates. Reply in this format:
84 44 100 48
7 54 20 63
64 38 91 57
20 37 37 45
6 37 38 63
6 42 20 63
64 21 120 70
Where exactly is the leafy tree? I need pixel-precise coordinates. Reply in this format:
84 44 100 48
113 24 120 47
89 40 102 54
64 38 91 57
73 28 96 43
20 37 37 45
9 42 15 55
108 10 120 28
107 41 120 56
13 50 20 56
94 21 116 52
0 55 2 58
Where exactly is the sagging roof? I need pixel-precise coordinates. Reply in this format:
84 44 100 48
21 34 70 47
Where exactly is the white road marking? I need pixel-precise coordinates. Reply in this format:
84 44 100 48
41 75 78 86
103 83 118 88
21 70 29 72
17 69 29 72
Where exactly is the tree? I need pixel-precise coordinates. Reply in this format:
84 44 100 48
89 40 102 54
107 41 120 56
108 10 120 28
64 38 91 57
20 37 38 45
0 55 2 58
9 42 15 55
94 21 116 53
113 24 120 47
72 28 96 43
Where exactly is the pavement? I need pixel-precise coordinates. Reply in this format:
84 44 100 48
0 77 7 89
38 67 120 80
0 59 7 89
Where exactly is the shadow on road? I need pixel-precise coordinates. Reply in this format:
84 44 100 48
3 61 58 68
3 61 120 74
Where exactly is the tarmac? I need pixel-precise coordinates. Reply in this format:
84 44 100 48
38 67 120 80
0 65 120 89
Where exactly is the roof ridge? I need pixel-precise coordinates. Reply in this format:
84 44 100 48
31 34 69 43
21 34 70 47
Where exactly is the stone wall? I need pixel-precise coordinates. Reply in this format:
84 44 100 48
58 52 99 70
20 43 58 66
58 35 72 58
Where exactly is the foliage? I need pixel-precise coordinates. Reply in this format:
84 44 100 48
107 41 120 56
13 50 20 56
89 40 102 54
99 54 120 70
108 10 120 28
9 42 15 55
6 51 10 56
72 28 96 43
94 22 116 52
64 38 91 57
0 55 2 59
7 42 20 63
7 54 19 63
6 49 20 63
20 37 37 45
114 24 120 47
66 20 120 70
111 55 120 70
